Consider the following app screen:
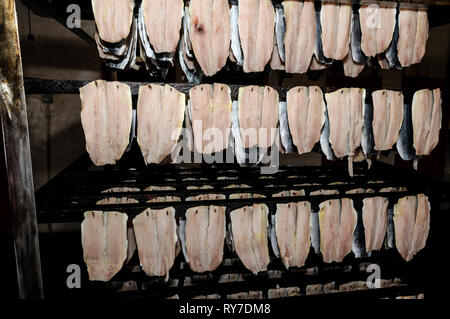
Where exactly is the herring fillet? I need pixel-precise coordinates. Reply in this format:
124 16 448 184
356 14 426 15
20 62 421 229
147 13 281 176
343 50 365 77
397 8 429 67
393 194 430 261
362 197 389 254
282 0 315 74
412 89 442 156
275 200 311 268
189 83 232 154
81 211 128 281
371 90 404 151
318 198 357 263
133 208 177 280
325 88 364 166
137 84 185 164
230 204 270 274
185 205 226 272
80 80 132 166
92 0 134 43
359 4 396 58
190 0 231 76
238 86 279 149
320 2 351 60
141 0 184 54
239 0 275 72
286 86 325 154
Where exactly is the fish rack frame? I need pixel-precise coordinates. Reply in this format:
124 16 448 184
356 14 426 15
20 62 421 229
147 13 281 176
0 0 449 299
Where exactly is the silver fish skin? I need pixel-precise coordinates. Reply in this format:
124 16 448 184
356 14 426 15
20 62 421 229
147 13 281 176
314 3 333 65
352 208 367 258
183 6 194 58
230 4 244 66
275 4 286 63
231 100 247 164
362 102 375 156
385 8 402 69
138 6 157 60
351 6 367 63
320 104 336 160
105 18 138 70
270 214 280 258
278 101 295 153
386 208 395 249
178 219 188 262
397 103 417 161
310 209 321 255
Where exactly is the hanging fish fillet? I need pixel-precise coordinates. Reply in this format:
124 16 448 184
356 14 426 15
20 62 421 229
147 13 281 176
275 200 311 268
92 0 134 44
141 0 184 54
310 189 339 196
137 84 186 164
230 204 270 274
80 80 132 166
325 88 365 176
132 208 177 280
397 8 429 67
238 0 275 72
286 86 325 154
412 88 442 156
371 89 404 151
320 2 352 60
81 211 128 281
359 4 396 58
393 194 430 261
185 205 226 272
343 50 365 77
270 36 285 71
309 55 330 71
189 0 231 76
189 83 232 154
282 0 316 74
318 198 357 263
362 197 389 254
238 86 279 149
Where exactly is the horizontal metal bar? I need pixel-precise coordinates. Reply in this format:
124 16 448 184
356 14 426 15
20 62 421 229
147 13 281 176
23 78 447 100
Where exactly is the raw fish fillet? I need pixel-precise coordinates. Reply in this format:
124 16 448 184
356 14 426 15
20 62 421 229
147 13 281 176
92 0 134 43
412 88 442 156
320 2 352 60
371 89 404 151
185 205 226 272
133 208 177 279
362 197 389 254
190 0 231 76
141 0 184 54
137 84 186 164
393 194 430 261
81 211 128 281
238 86 279 149
275 200 311 268
189 83 232 153
318 198 357 263
238 0 275 72
80 80 132 166
230 204 270 274
282 0 315 73
286 86 325 154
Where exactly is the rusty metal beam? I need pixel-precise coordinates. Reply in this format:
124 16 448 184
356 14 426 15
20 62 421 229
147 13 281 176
0 0 43 299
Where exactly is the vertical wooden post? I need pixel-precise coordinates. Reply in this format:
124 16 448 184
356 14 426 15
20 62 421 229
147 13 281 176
0 0 44 298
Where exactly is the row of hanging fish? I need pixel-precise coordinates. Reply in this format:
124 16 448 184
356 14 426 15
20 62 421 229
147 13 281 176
81 193 430 281
92 0 429 80
80 80 442 175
